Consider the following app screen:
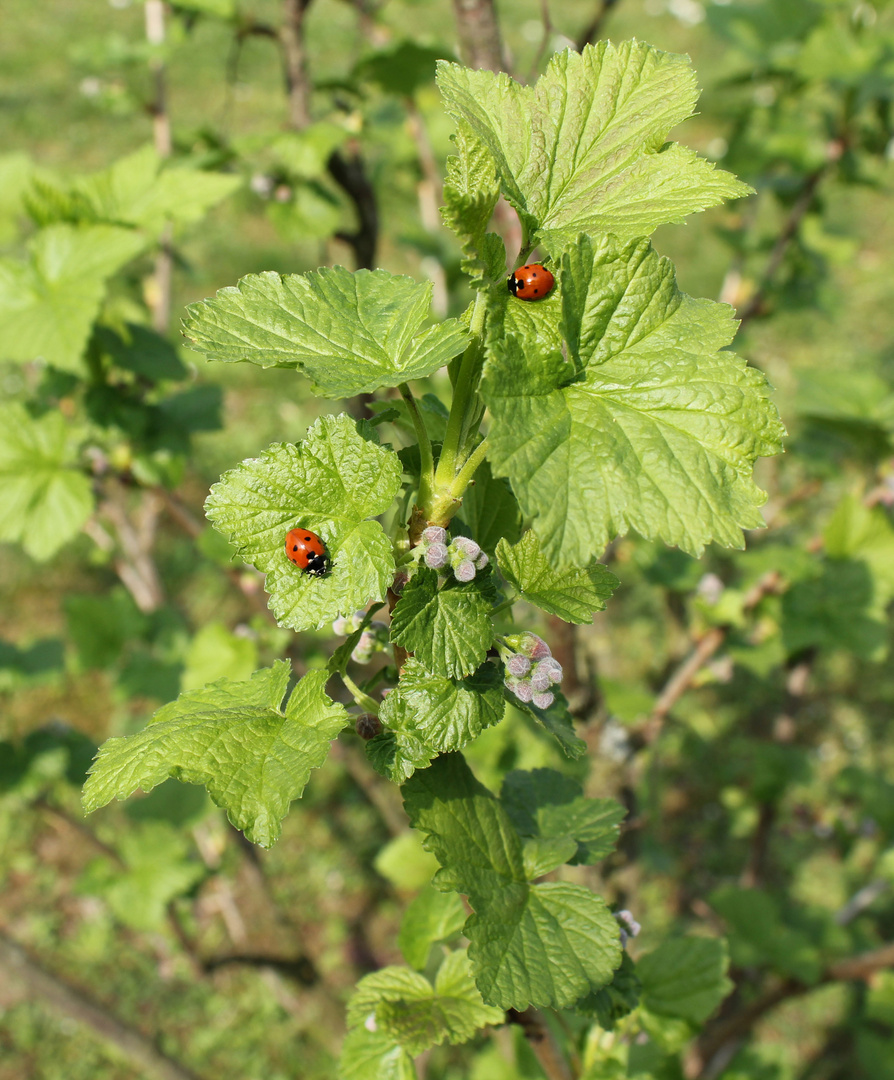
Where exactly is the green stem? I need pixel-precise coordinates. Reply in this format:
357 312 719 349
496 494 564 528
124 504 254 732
341 671 379 715
447 436 490 500
490 594 519 620
399 382 434 493
434 290 488 490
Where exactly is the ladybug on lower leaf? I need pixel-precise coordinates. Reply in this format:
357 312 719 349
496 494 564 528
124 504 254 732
285 527 330 577
508 263 555 301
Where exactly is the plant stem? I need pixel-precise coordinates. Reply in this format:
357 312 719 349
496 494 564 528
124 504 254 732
399 382 434 492
340 671 379 715
448 436 489 500
489 593 518 619
434 290 488 492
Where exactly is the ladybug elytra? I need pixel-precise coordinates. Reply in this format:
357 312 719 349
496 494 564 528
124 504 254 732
285 528 330 577
507 263 555 301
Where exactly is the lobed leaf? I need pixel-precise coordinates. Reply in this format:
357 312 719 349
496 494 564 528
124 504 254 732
482 235 785 563
347 952 503 1057
0 224 147 372
403 754 622 1010
205 414 402 631
437 41 751 250
389 568 496 679
183 265 469 398
0 404 94 560
82 664 349 848
497 531 619 623
371 658 504 781
500 768 626 865
638 937 733 1024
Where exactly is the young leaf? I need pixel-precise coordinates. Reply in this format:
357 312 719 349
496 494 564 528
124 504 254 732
500 769 626 865
389 568 496 679
440 120 502 281
371 658 505 781
0 224 147 372
339 1028 417 1080
183 265 469 398
497 531 619 622
205 414 402 631
0 404 93 561
482 236 784 563
347 952 503 1056
403 753 622 1010
82 664 349 848
398 884 467 971
437 41 751 250
638 937 733 1024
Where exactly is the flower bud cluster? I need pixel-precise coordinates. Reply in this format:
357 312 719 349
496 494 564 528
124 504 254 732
614 909 641 948
332 610 389 664
500 632 563 709
419 526 489 583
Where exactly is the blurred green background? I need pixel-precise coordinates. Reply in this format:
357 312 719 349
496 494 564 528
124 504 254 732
1 1 893 1078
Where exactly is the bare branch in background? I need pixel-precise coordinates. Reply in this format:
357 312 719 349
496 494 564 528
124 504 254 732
507 1009 573 1080
329 143 379 270
452 0 508 73
526 0 553 84
686 943 894 1080
280 0 314 128
145 0 173 334
576 0 621 51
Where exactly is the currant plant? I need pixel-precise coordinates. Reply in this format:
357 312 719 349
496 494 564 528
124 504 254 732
82 41 783 1076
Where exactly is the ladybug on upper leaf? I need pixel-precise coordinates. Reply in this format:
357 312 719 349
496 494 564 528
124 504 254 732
508 263 555 301
285 527 330 577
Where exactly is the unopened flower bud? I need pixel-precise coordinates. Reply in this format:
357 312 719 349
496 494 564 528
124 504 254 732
514 680 534 703
424 543 449 569
534 657 563 685
474 551 489 569
506 654 531 676
532 691 554 709
454 559 477 582
422 526 447 545
507 632 552 660
452 536 481 560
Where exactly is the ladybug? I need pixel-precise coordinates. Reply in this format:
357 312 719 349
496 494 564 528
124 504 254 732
285 527 329 577
507 263 554 301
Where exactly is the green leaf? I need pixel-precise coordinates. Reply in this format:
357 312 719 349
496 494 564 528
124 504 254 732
181 622 259 691
500 769 625 865
356 41 455 98
82 664 349 848
95 323 188 382
482 236 784 562
824 494 894 605
183 265 470 398
0 224 147 372
436 42 751 250
638 937 733 1024
372 658 505 781
77 144 241 231
574 951 641 1030
0 404 93 561
453 459 522 554
497 531 619 622
205 414 402 631
403 754 622 1010
390 568 495 679
78 822 205 932
347 952 503 1056
710 887 823 984
399 884 467 970
339 1028 417 1080
440 120 503 283
270 123 349 179
511 692 587 759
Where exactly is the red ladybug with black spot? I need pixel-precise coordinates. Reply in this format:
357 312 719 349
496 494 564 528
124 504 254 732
285 527 330 577
508 263 555 301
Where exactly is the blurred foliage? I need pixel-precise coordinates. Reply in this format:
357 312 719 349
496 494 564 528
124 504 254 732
1 0 893 1078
